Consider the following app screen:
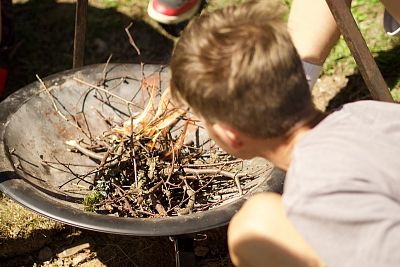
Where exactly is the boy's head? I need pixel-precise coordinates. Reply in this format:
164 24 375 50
170 0 314 140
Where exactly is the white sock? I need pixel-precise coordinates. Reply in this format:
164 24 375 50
302 61 322 90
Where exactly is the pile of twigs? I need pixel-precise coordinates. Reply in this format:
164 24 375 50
56 75 254 218
37 25 259 218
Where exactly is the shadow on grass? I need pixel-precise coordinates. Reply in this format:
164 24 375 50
0 227 66 266
1 224 231 267
2 0 173 101
326 44 400 111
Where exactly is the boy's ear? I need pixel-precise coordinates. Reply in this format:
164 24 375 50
212 123 243 150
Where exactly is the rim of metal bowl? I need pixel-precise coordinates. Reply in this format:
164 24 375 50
0 64 285 236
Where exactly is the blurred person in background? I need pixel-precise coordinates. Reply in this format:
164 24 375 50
148 0 400 90
0 0 14 97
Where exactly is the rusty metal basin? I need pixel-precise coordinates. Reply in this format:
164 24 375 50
0 63 284 236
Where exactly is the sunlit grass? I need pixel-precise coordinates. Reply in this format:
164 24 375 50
313 0 400 100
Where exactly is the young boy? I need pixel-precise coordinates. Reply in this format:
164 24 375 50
169 1 400 266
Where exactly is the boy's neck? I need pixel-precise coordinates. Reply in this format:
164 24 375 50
261 111 325 170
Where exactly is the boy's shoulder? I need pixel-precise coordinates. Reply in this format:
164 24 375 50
329 100 400 119
288 100 400 182
287 100 400 196
310 100 400 138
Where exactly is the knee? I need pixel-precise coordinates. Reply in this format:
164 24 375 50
227 193 284 266
227 193 323 267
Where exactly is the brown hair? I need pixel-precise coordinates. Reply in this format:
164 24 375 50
170 0 314 138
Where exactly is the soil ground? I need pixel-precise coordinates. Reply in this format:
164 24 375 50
0 0 399 266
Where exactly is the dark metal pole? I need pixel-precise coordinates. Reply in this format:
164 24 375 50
73 0 88 68
325 0 394 102
170 236 196 267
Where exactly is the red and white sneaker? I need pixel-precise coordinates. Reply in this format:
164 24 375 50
147 0 202 24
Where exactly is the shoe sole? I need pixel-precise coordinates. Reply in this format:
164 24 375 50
147 0 202 25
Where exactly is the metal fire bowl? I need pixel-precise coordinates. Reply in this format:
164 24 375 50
0 64 285 236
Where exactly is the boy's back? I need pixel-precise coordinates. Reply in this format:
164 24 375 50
169 1 400 265
284 100 400 267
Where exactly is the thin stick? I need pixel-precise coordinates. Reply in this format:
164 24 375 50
150 193 167 216
66 139 104 161
56 158 96 188
80 88 94 140
144 180 163 195
181 159 243 168
74 77 140 107
178 167 247 180
234 174 243 196
101 54 113 84
41 160 97 168
125 22 144 79
125 22 141 56
36 75 84 133
129 116 139 188
177 181 195 215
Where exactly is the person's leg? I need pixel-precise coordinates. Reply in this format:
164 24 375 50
288 0 344 66
287 0 351 89
228 193 324 267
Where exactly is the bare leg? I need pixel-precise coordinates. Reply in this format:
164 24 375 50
287 0 339 89
288 0 345 65
287 0 352 89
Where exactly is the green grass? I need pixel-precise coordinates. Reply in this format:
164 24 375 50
324 0 394 75
322 0 400 100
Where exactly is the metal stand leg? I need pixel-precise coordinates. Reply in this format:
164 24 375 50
73 0 88 68
170 236 196 267
325 0 393 102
